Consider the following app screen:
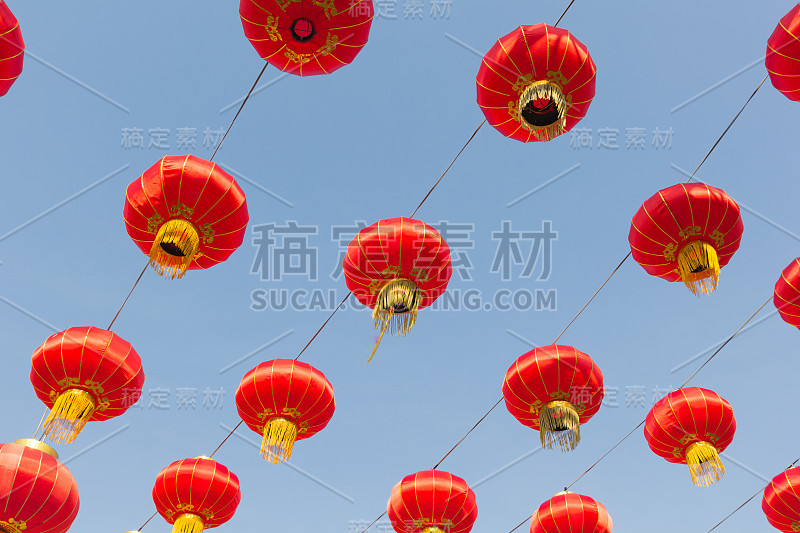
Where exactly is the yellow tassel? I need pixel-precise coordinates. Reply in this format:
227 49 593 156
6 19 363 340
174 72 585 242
539 400 581 452
686 441 725 487
261 417 298 463
677 241 720 297
517 81 568 141
421 528 446 533
172 513 205 533
372 279 421 335
148 219 200 279
43 389 96 445
368 279 421 361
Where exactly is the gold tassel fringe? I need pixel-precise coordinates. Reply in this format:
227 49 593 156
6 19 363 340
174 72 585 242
148 219 200 279
43 389 96 445
261 417 298 463
172 513 205 533
368 279 421 362
420 528 446 533
539 400 581 452
686 441 725 487
677 240 720 297
517 81 568 142
372 279 421 335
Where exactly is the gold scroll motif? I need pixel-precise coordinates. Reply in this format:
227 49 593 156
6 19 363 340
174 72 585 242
317 34 339 57
527 391 588 417
284 49 312 64
48 378 110 411
147 213 164 234
263 15 282 42
0 519 27 533
314 0 338 18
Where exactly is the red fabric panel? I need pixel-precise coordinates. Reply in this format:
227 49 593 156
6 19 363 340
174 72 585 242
763 466 800 532
530 492 612 533
0 1 24 97
766 4 800 101
503 344 604 431
123 155 249 271
628 182 743 283
644 387 736 465
0 442 80 533
235 359 336 442
342 217 452 310
774 258 800 328
476 24 596 142
386 470 478 533
29 327 145 423
152 457 241 528
240 0 374 76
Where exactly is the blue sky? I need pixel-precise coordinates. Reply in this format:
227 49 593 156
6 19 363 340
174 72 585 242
1 1 799 531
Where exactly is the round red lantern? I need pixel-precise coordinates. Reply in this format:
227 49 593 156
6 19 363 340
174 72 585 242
774 258 800 328
30 326 145 445
153 457 241 533
477 24 596 142
0 439 80 533
503 344 604 451
763 466 800 532
0 1 24 97
766 4 800 101
342 217 452 359
644 387 736 486
235 359 335 463
387 470 478 533
530 492 612 533
629 182 743 296
123 155 249 279
240 0 374 76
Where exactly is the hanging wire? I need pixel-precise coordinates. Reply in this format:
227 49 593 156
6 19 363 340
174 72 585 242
432 398 504 470
209 421 244 459
107 262 149 330
294 293 351 361
554 0 577 27
31 408 48 440
410 119 486 218
210 63 269 162
138 510 159 531
684 75 768 183
706 456 800 533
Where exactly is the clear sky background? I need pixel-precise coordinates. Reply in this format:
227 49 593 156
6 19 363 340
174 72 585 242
1 0 798 531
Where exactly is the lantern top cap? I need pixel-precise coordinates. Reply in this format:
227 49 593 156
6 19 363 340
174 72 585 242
14 438 58 459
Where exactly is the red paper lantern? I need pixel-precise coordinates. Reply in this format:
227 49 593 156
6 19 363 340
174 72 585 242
503 344 604 451
0 1 24 97
530 492 612 533
240 0 374 76
387 470 478 533
0 439 80 533
30 326 145 445
235 359 335 463
763 466 800 532
153 457 241 533
766 4 800 101
342 217 452 359
123 155 249 279
629 182 743 296
774 258 800 328
477 24 596 142
644 387 736 486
